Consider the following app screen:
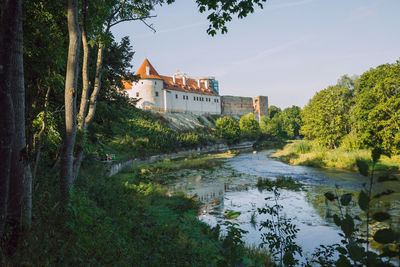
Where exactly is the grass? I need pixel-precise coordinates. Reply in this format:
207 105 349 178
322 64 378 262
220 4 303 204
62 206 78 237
2 152 273 266
272 140 400 172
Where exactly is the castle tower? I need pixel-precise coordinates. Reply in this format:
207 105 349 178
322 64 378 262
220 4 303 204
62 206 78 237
253 96 268 121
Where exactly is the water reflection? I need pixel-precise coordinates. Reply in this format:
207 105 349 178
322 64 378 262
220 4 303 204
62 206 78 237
169 150 400 263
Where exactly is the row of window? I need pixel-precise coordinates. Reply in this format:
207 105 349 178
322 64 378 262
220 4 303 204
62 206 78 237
175 94 219 103
136 91 219 103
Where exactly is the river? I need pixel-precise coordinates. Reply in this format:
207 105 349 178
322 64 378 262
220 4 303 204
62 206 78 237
169 150 400 263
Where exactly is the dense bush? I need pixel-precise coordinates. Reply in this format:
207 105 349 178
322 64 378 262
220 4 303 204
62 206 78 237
239 113 261 140
215 116 241 145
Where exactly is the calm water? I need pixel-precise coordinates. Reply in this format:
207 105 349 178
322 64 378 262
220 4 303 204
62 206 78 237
170 150 400 263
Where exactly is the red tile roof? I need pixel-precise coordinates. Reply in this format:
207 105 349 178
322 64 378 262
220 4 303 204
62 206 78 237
135 58 163 80
124 59 219 96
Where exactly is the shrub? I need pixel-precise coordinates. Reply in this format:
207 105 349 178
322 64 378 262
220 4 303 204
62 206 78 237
215 116 241 145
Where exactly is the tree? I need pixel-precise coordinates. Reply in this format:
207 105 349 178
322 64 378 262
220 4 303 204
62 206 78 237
59 0 269 197
268 105 281 119
300 86 353 148
60 0 81 198
239 113 260 140
0 0 32 248
215 116 241 145
353 61 400 155
260 115 282 140
280 106 302 139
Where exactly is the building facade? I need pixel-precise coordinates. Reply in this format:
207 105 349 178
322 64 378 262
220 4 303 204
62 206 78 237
124 59 268 119
124 59 221 114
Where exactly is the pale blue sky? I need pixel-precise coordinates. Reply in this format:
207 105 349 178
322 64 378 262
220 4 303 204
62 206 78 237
112 0 400 108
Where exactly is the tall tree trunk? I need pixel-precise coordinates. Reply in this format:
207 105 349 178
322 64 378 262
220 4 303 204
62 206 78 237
78 0 89 130
0 0 16 238
85 43 104 127
5 0 32 252
73 42 104 180
61 0 81 198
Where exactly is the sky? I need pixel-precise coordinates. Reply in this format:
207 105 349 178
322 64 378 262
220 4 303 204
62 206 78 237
112 0 400 109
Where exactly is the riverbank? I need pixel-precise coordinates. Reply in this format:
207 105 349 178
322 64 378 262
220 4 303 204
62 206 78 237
3 151 272 266
271 140 400 172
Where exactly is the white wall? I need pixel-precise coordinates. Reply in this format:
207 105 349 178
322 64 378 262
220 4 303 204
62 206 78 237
126 79 164 111
127 78 221 114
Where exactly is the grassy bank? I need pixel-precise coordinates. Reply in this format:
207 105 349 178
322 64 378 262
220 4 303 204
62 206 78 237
272 140 400 172
3 152 272 266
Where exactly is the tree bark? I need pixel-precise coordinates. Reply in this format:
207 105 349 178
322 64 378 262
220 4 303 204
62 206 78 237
73 42 104 180
60 0 81 198
0 0 16 238
78 0 90 130
3 0 32 252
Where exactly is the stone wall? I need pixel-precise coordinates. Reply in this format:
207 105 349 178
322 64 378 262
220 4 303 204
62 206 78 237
106 141 255 177
253 96 268 120
221 95 268 119
221 95 254 116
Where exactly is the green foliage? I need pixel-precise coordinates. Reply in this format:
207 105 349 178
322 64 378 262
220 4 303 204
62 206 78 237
215 116 241 145
258 186 302 266
257 176 303 191
239 113 261 140
301 85 353 148
280 106 302 139
260 115 281 139
268 105 281 119
316 154 400 266
353 61 400 156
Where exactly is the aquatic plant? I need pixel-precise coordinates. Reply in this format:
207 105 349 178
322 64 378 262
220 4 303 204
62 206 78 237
258 186 303 266
256 176 303 191
309 149 400 266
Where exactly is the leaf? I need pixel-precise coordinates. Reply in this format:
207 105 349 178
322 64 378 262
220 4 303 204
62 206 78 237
333 214 342 226
356 159 369 176
324 192 336 201
335 255 351 267
358 190 369 211
340 214 354 238
347 243 364 262
340 193 352 206
372 212 391 222
336 246 347 255
373 228 396 244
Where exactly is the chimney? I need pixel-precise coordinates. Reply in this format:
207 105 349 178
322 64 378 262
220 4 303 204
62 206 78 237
173 75 176 83
183 76 186 86
197 80 201 88
145 66 150 76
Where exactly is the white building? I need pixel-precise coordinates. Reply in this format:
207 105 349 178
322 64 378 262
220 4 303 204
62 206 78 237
124 59 221 114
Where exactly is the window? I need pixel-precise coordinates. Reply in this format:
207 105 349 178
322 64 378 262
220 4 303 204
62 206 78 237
194 96 196 101
176 94 178 99
155 92 159 97
136 92 139 97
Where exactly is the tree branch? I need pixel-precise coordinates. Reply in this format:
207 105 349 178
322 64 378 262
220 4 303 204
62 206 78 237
109 15 157 29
